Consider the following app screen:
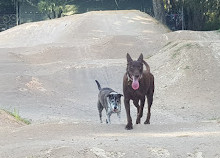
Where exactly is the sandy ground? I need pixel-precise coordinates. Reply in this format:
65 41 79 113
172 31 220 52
0 10 220 158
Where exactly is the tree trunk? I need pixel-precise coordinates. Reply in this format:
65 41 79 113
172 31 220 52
57 8 63 18
114 0 119 9
52 6 56 19
152 0 166 25
15 0 20 25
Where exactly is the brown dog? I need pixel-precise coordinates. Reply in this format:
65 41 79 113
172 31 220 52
123 53 154 130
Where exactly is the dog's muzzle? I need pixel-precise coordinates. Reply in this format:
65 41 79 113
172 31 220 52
109 101 121 113
127 73 142 90
127 73 142 81
113 106 120 112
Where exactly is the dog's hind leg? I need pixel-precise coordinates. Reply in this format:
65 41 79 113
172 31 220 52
97 101 103 123
144 75 154 124
144 93 153 124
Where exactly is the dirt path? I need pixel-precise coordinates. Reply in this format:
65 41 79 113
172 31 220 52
0 122 220 158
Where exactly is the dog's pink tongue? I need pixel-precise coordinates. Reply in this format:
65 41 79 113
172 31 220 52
132 77 139 90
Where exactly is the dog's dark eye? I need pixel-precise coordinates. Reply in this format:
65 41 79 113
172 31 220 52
108 95 113 99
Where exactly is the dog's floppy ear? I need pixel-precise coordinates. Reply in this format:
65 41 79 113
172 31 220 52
107 94 113 98
127 53 133 63
118 94 123 97
137 53 143 62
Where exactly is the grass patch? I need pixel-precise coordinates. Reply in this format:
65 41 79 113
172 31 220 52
163 41 172 48
3 108 31 125
172 42 179 48
172 43 194 59
145 55 153 59
184 65 190 69
172 51 180 58
185 43 193 49
209 117 220 123
175 43 193 52
164 41 180 52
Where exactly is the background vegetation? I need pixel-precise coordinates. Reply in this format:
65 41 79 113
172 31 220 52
163 0 220 31
0 0 219 31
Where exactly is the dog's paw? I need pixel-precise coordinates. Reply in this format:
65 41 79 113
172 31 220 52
144 120 150 124
125 123 133 130
136 118 141 124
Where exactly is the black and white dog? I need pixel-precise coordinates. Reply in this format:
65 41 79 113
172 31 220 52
95 80 123 124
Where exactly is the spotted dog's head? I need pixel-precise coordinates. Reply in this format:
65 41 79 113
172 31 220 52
107 92 123 113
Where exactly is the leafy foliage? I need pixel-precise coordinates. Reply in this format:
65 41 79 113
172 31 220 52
0 0 15 14
163 0 220 30
1 0 219 30
37 0 77 19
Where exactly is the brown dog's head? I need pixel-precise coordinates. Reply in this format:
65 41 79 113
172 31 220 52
126 53 144 90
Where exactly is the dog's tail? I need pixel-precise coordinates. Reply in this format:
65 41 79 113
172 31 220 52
95 80 101 90
143 60 150 73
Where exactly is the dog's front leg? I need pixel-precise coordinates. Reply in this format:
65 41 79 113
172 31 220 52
137 97 145 124
133 100 140 116
133 99 141 124
106 112 112 124
124 98 133 130
117 112 121 122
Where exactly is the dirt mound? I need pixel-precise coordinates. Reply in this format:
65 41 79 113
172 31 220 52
149 31 220 121
0 110 25 131
0 10 169 48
